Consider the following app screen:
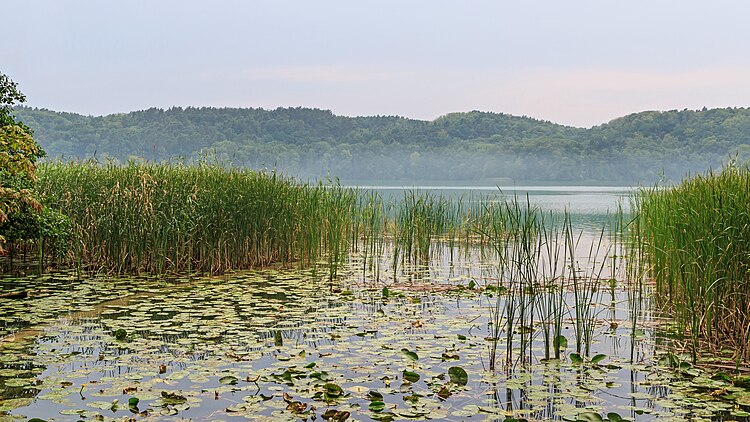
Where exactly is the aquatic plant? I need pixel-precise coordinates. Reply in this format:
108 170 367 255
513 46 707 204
37 161 362 276
635 163 750 362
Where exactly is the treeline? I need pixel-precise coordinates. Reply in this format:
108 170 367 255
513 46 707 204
13 106 750 184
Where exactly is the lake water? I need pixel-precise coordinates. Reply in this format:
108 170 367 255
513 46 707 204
354 185 634 233
1 186 748 421
352 186 633 216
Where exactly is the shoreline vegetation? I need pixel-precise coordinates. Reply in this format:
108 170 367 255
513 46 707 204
14 105 750 185
3 160 748 364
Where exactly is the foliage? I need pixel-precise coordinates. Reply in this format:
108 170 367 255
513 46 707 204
37 161 360 275
0 73 67 255
14 105 750 184
634 163 750 362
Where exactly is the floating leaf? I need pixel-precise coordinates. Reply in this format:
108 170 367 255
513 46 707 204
448 366 468 386
403 370 420 383
382 287 390 298
160 391 187 405
554 335 568 350
324 383 344 399
437 385 452 400
576 411 604 422
367 390 384 401
606 412 624 422
219 375 238 385
287 401 307 413
369 401 386 412
591 354 607 364
441 352 459 361
128 397 139 406
570 353 584 365
322 409 350 421
114 329 127 340
401 349 418 361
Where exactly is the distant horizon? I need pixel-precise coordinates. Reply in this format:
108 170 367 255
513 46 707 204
17 103 744 129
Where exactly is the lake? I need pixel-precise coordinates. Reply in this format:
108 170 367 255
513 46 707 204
1 186 748 422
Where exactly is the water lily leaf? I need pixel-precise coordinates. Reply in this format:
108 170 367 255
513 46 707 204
555 335 568 350
382 287 390 298
371 412 396 422
591 354 607 364
606 412 624 422
577 411 604 422
324 383 344 398
3 377 35 387
114 329 127 340
403 371 420 383
401 349 418 361
570 353 584 365
219 375 238 385
287 401 307 413
441 352 459 361
322 409 350 421
87 400 115 410
367 390 384 401
128 397 139 406
369 401 386 412
160 391 187 405
448 367 468 386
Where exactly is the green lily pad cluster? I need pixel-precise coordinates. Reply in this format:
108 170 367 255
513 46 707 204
1 254 750 421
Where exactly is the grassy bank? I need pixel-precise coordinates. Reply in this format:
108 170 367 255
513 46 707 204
635 164 750 361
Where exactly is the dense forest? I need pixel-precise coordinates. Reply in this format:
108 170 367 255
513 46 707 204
13 106 750 184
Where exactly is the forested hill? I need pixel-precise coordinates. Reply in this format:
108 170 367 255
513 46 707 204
13 106 750 184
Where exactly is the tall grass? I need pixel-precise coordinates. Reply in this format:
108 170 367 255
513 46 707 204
479 199 617 370
37 161 360 276
634 164 750 361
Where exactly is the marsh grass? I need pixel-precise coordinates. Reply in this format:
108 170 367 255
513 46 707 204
37 162 361 276
477 198 618 370
634 164 750 362
27 162 654 374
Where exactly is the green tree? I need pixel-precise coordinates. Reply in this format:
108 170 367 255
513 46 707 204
0 72 55 255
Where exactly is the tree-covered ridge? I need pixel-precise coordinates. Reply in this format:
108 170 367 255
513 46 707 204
14 106 750 184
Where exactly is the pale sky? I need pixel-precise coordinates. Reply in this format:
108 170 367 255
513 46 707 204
3 1 750 127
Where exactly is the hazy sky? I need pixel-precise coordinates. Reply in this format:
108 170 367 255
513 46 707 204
3 1 750 127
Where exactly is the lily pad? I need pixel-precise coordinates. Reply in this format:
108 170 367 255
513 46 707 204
403 370 420 383
448 366 468 386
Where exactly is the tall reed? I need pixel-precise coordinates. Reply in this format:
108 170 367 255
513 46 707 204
634 164 750 361
37 161 360 276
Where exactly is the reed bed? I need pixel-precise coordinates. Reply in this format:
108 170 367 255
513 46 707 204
478 200 614 370
37 162 360 275
29 162 642 370
634 164 750 361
